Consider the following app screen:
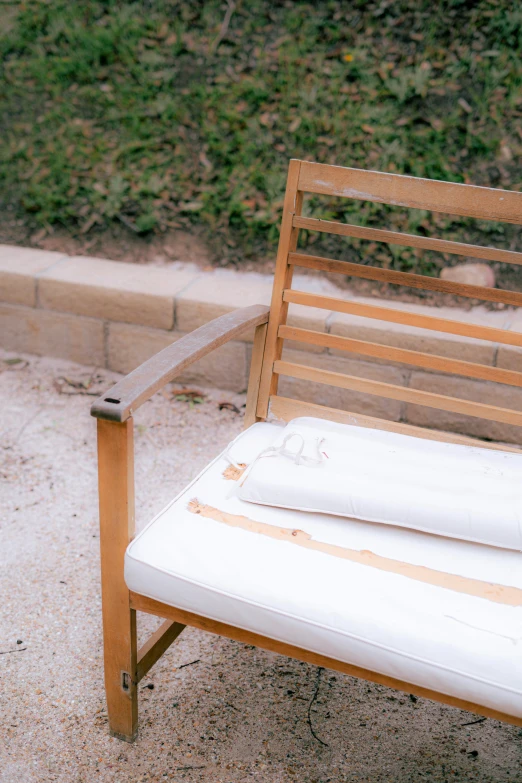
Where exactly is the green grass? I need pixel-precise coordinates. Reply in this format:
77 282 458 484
1 0 522 270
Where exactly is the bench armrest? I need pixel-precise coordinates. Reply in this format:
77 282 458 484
91 304 270 422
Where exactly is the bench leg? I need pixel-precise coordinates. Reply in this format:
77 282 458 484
104 604 138 742
97 418 138 742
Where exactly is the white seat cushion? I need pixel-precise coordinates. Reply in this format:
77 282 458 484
236 417 522 551
126 422 522 719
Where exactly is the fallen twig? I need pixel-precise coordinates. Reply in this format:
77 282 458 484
80 214 100 234
53 371 102 396
10 409 43 445
210 0 236 54
307 666 329 747
0 648 27 654
117 213 141 233
460 717 486 727
175 766 206 771
178 659 200 670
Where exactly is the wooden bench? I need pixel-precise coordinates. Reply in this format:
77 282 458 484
91 159 522 742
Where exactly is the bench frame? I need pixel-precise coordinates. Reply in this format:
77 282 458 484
92 160 522 741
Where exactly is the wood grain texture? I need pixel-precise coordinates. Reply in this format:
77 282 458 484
97 419 138 742
289 252 522 307
268 395 522 452
129 593 522 728
244 322 268 428
293 215 522 267
136 620 185 682
283 289 522 348
298 160 522 224
257 159 303 418
278 324 522 387
91 304 269 422
274 359 522 427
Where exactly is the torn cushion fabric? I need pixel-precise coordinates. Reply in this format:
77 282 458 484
235 417 522 551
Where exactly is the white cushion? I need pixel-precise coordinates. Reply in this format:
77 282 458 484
126 422 522 719
236 417 522 551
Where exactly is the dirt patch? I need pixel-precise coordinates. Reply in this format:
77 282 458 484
0 216 214 268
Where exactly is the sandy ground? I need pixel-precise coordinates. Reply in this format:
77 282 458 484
1 349 521 783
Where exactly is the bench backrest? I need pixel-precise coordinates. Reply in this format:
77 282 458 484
256 159 522 442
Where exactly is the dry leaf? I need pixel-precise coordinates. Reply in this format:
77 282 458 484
172 388 207 404
218 401 241 414
458 98 472 113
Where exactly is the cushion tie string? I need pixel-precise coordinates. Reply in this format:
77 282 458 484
223 431 326 488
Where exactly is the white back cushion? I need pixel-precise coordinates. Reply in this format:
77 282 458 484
236 417 522 551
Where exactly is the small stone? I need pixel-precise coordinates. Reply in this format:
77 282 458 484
440 262 495 288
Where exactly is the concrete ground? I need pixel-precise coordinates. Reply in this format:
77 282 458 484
1 349 521 783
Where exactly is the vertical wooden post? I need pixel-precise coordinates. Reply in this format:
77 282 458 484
244 322 268 428
256 159 304 418
97 418 138 742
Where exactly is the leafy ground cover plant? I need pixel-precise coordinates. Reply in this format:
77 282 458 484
1 0 521 274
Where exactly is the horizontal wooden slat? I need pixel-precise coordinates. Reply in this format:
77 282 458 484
289 251 522 307
278 325 522 388
283 289 522 348
293 215 522 267
274 359 522 427
268 395 522 453
297 161 522 225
